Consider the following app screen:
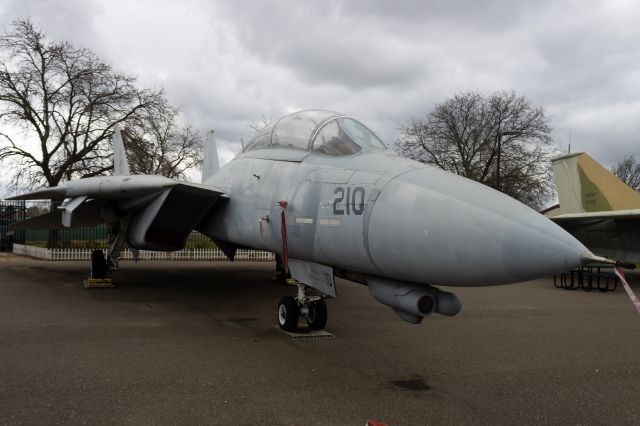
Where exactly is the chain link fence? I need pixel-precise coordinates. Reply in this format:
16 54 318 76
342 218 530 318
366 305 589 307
1 200 26 250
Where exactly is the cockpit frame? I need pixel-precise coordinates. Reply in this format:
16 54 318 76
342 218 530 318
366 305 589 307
242 110 387 157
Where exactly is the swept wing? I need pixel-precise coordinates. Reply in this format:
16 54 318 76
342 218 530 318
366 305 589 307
9 128 226 252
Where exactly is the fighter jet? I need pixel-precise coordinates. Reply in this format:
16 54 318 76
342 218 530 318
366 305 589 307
9 110 615 331
545 152 640 264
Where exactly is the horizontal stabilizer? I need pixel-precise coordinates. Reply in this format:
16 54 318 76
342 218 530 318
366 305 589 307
8 175 228 251
10 199 103 230
8 175 224 201
9 187 68 201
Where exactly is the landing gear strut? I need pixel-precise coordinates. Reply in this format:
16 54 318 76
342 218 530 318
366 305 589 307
88 222 125 280
87 218 131 286
274 254 291 284
277 284 328 332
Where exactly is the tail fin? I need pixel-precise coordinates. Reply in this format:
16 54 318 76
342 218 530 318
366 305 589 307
551 152 640 214
201 130 220 184
112 126 130 176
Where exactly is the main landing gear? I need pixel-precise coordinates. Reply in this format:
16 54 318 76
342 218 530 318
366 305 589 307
90 249 107 279
87 221 131 287
85 248 114 288
277 284 328 332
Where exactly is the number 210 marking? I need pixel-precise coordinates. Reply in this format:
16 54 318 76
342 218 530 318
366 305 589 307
333 186 365 215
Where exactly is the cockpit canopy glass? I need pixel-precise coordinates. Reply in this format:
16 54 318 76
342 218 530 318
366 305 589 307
244 110 338 152
242 110 387 156
246 123 275 151
312 118 386 156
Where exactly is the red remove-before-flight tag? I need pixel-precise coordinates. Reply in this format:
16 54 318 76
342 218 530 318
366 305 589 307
614 266 640 315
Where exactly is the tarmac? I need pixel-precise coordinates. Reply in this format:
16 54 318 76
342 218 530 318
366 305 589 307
1 253 639 425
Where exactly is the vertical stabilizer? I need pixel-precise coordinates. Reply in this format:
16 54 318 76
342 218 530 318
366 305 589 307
202 130 220 184
552 152 640 214
112 126 130 176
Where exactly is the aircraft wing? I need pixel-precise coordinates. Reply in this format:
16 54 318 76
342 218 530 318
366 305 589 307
9 175 227 251
549 209 640 224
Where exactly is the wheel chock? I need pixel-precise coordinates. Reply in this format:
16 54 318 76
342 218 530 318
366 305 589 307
274 326 334 340
285 278 298 286
83 277 114 288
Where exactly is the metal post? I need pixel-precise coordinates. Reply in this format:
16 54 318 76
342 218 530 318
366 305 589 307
496 129 502 192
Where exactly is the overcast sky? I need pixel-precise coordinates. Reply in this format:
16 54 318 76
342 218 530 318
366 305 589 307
1 0 639 188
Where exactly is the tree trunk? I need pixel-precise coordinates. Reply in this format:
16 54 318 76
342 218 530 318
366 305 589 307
46 200 60 248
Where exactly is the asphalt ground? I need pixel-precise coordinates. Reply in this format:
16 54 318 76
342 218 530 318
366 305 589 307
1 253 639 425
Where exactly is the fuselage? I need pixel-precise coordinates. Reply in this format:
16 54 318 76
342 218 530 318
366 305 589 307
199 148 587 287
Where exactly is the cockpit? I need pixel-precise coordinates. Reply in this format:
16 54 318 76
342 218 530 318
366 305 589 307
243 110 387 156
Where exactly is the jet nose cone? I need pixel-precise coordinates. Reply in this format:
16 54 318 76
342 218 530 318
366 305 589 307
367 168 587 286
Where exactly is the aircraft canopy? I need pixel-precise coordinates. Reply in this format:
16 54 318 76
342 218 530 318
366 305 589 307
244 110 387 156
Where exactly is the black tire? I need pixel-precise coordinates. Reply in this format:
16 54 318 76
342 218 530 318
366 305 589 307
90 249 106 279
306 299 327 330
278 296 299 332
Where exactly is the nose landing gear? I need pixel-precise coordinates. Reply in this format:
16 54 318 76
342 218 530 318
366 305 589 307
277 284 328 332
277 296 299 331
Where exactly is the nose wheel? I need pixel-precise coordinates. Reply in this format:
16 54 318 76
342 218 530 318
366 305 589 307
278 296 299 331
277 284 328 332
306 299 327 330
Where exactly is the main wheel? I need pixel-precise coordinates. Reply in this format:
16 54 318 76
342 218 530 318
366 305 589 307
278 296 299 332
90 249 106 279
306 299 327 330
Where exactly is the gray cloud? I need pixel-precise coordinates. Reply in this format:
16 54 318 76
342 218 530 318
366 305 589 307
213 1 429 90
0 0 102 48
0 0 639 179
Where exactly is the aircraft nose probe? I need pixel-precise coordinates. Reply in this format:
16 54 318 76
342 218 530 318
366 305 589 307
580 251 636 270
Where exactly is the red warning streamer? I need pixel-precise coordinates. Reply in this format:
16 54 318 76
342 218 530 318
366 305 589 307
614 266 640 315
278 200 289 271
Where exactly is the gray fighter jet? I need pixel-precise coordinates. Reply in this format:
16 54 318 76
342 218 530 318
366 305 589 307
10 110 612 331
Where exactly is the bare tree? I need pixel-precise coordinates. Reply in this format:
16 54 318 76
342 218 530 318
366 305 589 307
611 154 640 191
122 105 202 179
397 90 555 208
248 114 272 133
0 19 166 190
237 114 273 152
